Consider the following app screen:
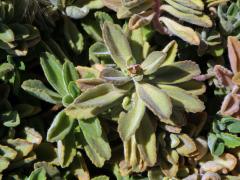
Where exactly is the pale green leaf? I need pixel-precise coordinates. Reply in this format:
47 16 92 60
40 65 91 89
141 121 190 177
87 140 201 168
21 80 62 104
135 113 157 166
102 22 134 70
65 83 125 119
64 17 84 54
28 167 46 180
136 82 172 120
79 118 111 160
159 85 205 113
47 111 74 142
57 131 76 168
141 51 167 75
118 93 145 141
40 52 68 96
155 61 201 84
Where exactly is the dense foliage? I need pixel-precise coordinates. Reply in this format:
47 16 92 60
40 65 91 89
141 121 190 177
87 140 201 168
1 0 240 179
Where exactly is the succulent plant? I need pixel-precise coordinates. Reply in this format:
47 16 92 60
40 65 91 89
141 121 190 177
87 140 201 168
218 0 240 38
102 0 213 45
208 116 240 156
0 0 41 56
213 36 240 118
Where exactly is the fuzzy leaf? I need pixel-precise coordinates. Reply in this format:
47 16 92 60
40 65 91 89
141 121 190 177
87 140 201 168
79 118 111 160
7 138 34 157
159 85 205 113
208 133 224 156
136 82 172 120
28 167 47 180
62 61 79 90
135 113 157 166
57 131 76 168
0 145 17 160
0 23 14 42
65 83 125 119
141 51 167 75
162 40 178 66
78 130 106 167
1 110 20 127
0 63 14 78
40 52 68 96
100 68 131 85
159 17 200 45
220 133 240 148
161 5 212 28
21 80 62 104
118 93 146 141
47 111 74 142
102 22 134 70
155 61 201 84
64 17 84 54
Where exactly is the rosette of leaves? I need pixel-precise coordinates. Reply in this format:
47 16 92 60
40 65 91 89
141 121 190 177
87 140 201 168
49 0 104 19
218 0 240 38
0 0 41 56
65 22 205 174
208 116 240 156
102 0 213 45
213 36 240 118
0 127 42 177
21 52 112 175
198 28 224 57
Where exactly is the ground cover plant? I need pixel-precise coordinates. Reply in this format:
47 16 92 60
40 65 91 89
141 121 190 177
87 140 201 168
1 0 240 179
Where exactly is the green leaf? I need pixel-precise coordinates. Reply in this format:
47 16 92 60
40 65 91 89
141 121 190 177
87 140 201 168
155 61 201 84
65 6 89 19
118 93 145 141
135 113 157 166
47 111 74 142
159 85 205 113
220 133 240 148
65 83 125 119
0 157 10 173
40 52 68 96
95 11 113 28
92 175 110 180
136 82 172 120
21 80 62 104
57 131 76 168
78 130 106 167
102 22 134 70
7 138 34 157
82 19 102 42
0 23 14 42
161 40 178 66
100 68 131 86
64 17 84 54
208 133 224 156
0 63 14 78
62 61 79 89
161 5 212 27
141 51 167 75
28 167 47 180
1 110 20 127
89 42 110 63
79 118 111 160
0 144 17 160
159 17 200 45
